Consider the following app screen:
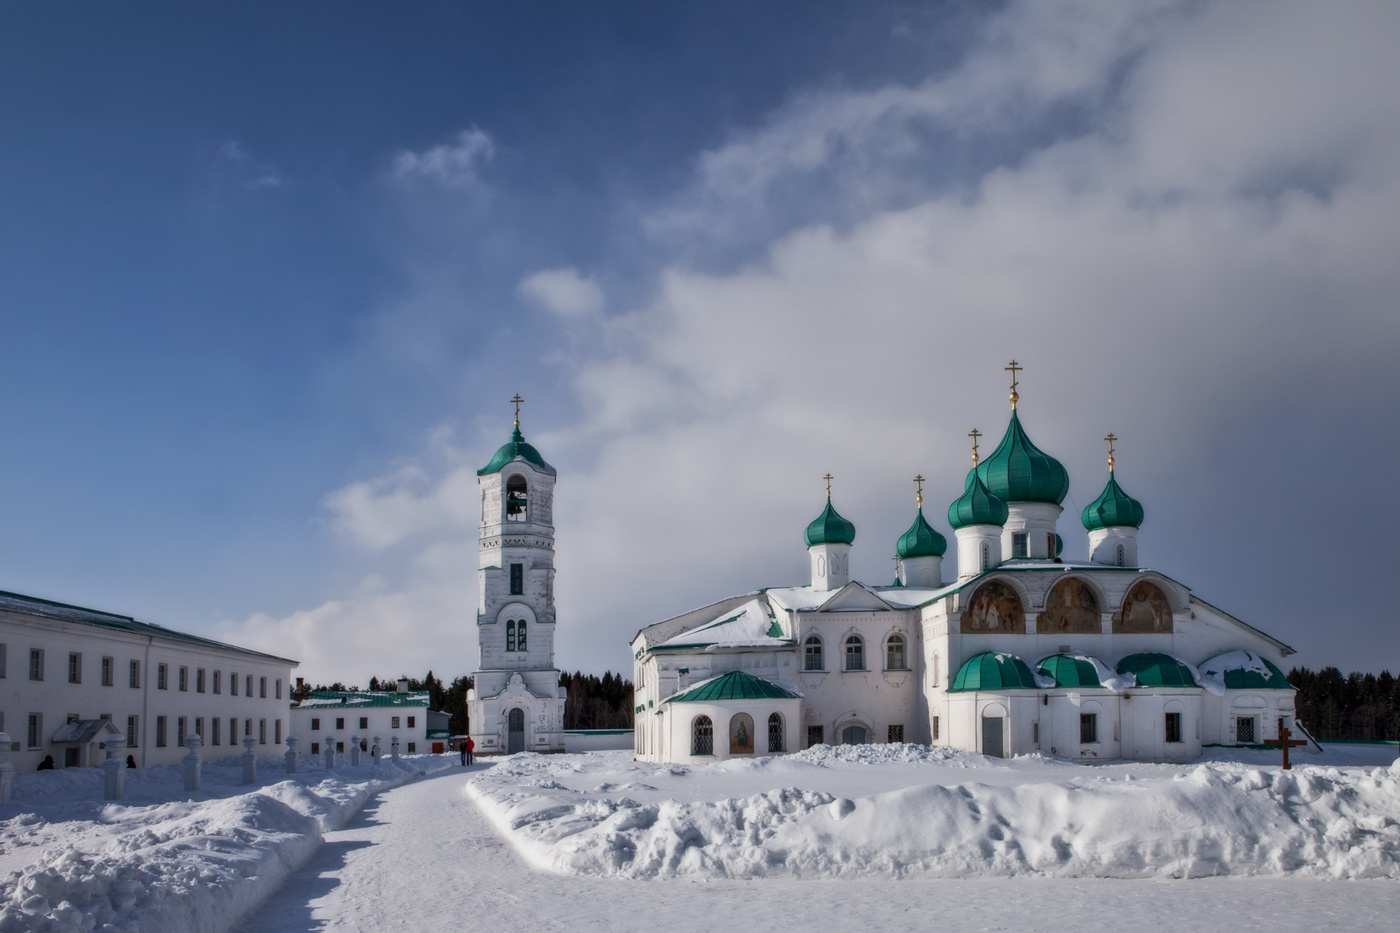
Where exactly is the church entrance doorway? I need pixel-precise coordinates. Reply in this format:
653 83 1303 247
507 708 525 753
982 716 1004 758
841 725 867 745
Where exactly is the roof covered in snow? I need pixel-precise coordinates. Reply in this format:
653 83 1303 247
295 690 431 709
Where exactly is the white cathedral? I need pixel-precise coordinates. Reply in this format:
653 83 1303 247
630 369 1306 764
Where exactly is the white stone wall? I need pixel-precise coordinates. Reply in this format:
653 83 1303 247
954 525 1002 580
808 543 851 592
1001 502 1063 560
290 700 431 757
1087 526 1138 567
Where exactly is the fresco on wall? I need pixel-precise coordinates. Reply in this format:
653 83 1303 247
961 581 1025 634
729 713 754 754
1114 581 1173 633
1039 578 1100 633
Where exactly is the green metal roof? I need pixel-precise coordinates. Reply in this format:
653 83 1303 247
1036 654 1102 688
948 468 1009 529
477 425 556 476
897 508 947 559
804 498 856 547
1082 473 1145 530
298 690 431 708
1115 653 1197 688
977 411 1070 505
667 670 801 703
1201 653 1291 689
948 652 1040 692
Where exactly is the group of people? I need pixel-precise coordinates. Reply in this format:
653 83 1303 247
35 753 139 770
459 736 474 766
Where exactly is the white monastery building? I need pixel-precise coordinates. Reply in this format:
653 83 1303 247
0 589 297 771
466 401 567 755
291 681 435 757
631 366 1304 764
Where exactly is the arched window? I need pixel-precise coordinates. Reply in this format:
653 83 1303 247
516 620 527 652
692 716 713 756
505 476 528 522
844 635 864 671
931 652 940 686
505 620 517 652
803 636 824 671
768 713 784 753
886 634 906 671
980 542 990 571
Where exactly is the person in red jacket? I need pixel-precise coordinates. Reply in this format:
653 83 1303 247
464 736 475 766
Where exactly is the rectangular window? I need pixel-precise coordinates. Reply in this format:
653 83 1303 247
1033 722 1040 744
196 669 206 693
101 656 113 686
156 716 168 747
68 652 82 684
509 563 524 595
311 742 320 755
804 639 823 671
275 679 281 700
336 717 345 730
1080 713 1098 744
246 675 253 697
888 724 904 743
407 716 415 728
179 666 188 692
359 716 368 730
130 660 140 688
311 718 321 731
212 718 221 746
806 725 824 748
177 717 187 746
245 718 252 738
931 715 940 741
1046 533 1056 557
336 741 344 753
231 672 239 696
230 718 238 744
1012 532 1029 559
275 719 282 745
407 742 415 753
1165 712 1182 743
127 715 139 748
157 663 168 690
213 670 221 694
259 677 267 698
27 713 41 749
1236 717 1256 744
29 648 44 681
0 642 6 677
392 716 400 729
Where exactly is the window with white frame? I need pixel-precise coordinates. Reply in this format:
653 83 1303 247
259 719 267 744
213 670 221 694
177 717 187 745
231 672 239 696
179 666 188 692
127 715 139 748
157 663 168 690
259 677 267 698
691 716 713 755
392 716 400 728
27 713 41 749
101 656 113 686
844 635 864 671
885 634 906 670
197 668 206 693
29 648 44 681
1012 532 1029 559
212 718 221 746
311 718 321 730
407 716 415 728
130 659 140 688
68 652 82 684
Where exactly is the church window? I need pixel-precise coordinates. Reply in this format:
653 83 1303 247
806 725 824 748
844 635 864 671
510 563 524 595
980 543 990 571
1080 713 1098 744
1116 545 1125 567
506 620 517 652
1165 712 1182 743
196 668 205 693
691 716 713 756
29 648 43 681
886 635 906 671
1235 717 1256 744
931 715 940 741
517 620 527 651
178 717 187 745
506 476 528 522
803 636 823 671
213 670 221 694
1012 533 1028 559
888 724 904 743
767 713 784 753
156 716 167 747
359 717 368 730
311 718 320 731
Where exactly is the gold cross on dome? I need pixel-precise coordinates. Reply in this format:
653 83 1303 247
823 473 833 498
914 474 925 508
968 428 982 466
511 394 524 425
1005 360 1022 410
1104 432 1117 472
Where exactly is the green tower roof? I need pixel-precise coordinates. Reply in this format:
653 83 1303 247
478 425 556 477
977 411 1070 505
668 670 802 703
897 508 947 559
948 652 1040 692
1081 473 1145 530
805 499 856 547
948 468 1009 529
1115 652 1197 688
1036 654 1102 688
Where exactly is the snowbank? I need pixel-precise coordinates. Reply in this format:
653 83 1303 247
467 747 1400 881
0 753 456 932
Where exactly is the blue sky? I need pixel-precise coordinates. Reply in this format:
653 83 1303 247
2 1 1397 684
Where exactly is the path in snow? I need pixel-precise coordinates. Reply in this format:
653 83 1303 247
237 763 1397 932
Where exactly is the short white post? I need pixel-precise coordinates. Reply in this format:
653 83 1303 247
371 736 383 767
323 736 337 770
390 735 400 762
182 734 203 792
103 734 127 801
284 735 299 774
349 736 362 767
0 732 14 803
241 735 257 784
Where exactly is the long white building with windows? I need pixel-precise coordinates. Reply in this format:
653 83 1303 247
631 372 1305 765
0 589 297 770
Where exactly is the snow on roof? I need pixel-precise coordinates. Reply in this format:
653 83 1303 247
1035 654 1136 692
1198 650 1291 695
655 599 787 651
296 691 431 709
50 719 120 744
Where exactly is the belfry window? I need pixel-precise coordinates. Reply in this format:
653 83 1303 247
506 476 528 522
516 620 527 652
803 636 823 671
506 620 517 652
510 563 524 596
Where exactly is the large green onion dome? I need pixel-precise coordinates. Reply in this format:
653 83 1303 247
478 425 556 476
897 508 947 559
948 469 1009 529
1081 473 1145 530
804 499 856 547
949 652 1040 691
976 412 1070 505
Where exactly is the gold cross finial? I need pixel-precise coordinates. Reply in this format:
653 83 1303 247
1104 432 1117 472
914 474 925 508
1005 360 1022 410
510 394 524 426
968 428 982 466
823 473 833 498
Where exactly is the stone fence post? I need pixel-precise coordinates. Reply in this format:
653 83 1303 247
103 734 127 801
349 736 362 767
183 734 203 792
323 736 336 770
241 735 257 785
371 736 383 767
285 736 299 774
390 735 400 762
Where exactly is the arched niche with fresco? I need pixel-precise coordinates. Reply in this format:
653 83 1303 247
1113 580 1173 633
960 580 1025 634
1038 578 1100 634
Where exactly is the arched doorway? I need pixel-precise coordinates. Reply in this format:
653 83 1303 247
841 724 867 745
507 708 525 753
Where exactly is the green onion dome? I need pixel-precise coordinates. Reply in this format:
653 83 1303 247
948 469 1009 529
976 411 1070 505
804 499 856 547
949 652 1040 691
897 508 947 559
478 425 556 476
1081 473 1144 530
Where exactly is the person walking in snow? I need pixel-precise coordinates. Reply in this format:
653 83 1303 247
126 754 137 769
465 736 474 766
459 740 467 766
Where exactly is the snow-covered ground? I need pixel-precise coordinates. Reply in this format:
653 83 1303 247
0 752 456 932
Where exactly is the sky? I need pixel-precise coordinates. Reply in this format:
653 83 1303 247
1 0 1397 685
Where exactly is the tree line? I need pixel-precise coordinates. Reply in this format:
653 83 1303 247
1288 667 1400 741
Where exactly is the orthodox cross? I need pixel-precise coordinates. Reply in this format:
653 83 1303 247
968 428 982 466
1264 725 1307 770
914 474 925 508
511 394 524 426
823 473 833 498
1005 359 1022 410
1104 432 1117 472
892 555 901 576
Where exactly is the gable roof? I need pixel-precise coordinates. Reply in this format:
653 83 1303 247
652 599 788 652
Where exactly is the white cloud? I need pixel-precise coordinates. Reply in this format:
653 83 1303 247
518 267 606 318
217 140 284 190
392 128 495 189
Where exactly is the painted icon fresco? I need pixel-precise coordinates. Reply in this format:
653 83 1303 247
1114 581 1173 633
961 580 1025 633
729 712 754 755
1039 578 1100 633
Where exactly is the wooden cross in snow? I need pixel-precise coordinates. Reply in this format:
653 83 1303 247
1264 725 1307 770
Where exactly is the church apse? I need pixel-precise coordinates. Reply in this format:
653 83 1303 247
1038 578 1100 634
960 580 1025 634
1113 581 1173 633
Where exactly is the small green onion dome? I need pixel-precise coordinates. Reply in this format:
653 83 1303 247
977 411 1070 505
948 469 1009 529
478 425 556 476
1037 654 1102 688
1081 473 1144 530
804 499 856 547
1116 653 1197 688
897 508 947 559
949 652 1040 691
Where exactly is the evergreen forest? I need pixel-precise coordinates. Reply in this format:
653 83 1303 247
1288 667 1400 741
